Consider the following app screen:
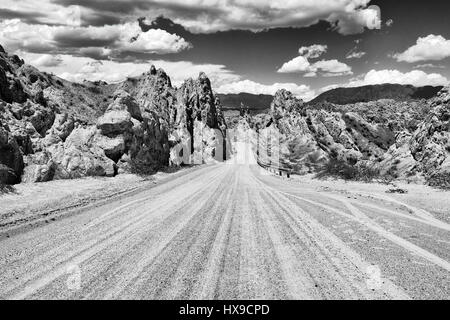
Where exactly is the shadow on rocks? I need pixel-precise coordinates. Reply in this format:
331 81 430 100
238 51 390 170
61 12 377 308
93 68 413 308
0 183 17 195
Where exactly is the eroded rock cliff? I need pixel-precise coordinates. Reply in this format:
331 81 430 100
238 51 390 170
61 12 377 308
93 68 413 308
0 48 227 184
256 86 450 187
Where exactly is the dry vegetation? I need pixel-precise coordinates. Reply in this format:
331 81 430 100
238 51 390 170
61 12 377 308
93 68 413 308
316 158 387 183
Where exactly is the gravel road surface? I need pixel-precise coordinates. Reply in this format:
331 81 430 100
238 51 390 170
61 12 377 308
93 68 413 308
0 157 449 299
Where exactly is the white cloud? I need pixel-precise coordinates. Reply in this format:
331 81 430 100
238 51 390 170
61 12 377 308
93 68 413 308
346 51 366 59
0 19 55 52
328 4 381 35
0 19 191 55
394 35 450 63
277 56 311 74
278 44 352 77
26 53 63 67
415 63 446 69
1 0 382 35
216 79 315 101
318 84 340 93
313 59 352 76
299 44 327 59
122 28 192 53
0 1 84 26
79 47 112 59
178 0 381 34
348 69 449 87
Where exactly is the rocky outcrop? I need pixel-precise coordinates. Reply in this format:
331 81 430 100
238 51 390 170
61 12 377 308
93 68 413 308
100 91 170 172
47 126 116 179
42 113 75 147
97 109 133 137
0 66 12 103
271 89 304 121
116 67 227 166
0 119 24 184
169 73 228 165
0 46 228 185
22 151 55 183
374 87 450 184
260 86 450 186
259 90 398 173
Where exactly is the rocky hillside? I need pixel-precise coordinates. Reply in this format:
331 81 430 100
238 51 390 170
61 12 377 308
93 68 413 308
309 84 443 105
255 86 450 188
0 46 227 185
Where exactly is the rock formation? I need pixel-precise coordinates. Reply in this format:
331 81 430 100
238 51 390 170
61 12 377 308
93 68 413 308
375 87 450 185
256 86 450 187
0 47 227 184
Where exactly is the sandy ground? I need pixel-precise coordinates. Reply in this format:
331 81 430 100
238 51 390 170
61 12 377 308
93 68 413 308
0 147 448 300
289 174 450 224
0 167 199 236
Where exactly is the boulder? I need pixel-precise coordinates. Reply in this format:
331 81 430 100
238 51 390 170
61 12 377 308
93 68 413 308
48 126 116 179
22 151 55 183
93 134 126 162
42 113 75 146
97 110 132 136
108 91 143 121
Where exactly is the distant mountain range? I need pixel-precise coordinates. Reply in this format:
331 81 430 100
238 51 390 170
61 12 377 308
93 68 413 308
217 93 273 113
308 84 443 105
218 84 444 113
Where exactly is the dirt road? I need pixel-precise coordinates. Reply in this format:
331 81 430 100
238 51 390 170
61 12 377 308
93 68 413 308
0 159 449 299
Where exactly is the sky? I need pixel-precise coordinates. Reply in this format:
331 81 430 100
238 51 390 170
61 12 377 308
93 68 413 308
1 0 449 101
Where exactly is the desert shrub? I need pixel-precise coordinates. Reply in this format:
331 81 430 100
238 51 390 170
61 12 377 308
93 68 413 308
127 158 157 177
307 151 324 165
316 158 381 182
87 86 101 94
426 172 450 190
386 187 408 194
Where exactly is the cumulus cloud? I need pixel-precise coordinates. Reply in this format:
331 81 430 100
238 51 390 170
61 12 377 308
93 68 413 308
216 80 315 101
2 0 382 35
0 19 55 52
0 1 84 26
394 35 450 63
328 4 381 35
277 56 311 74
348 69 449 87
277 44 352 77
0 19 192 55
299 44 328 59
313 59 353 76
123 28 192 53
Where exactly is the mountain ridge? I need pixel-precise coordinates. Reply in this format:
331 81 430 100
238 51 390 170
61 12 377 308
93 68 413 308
309 83 444 105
